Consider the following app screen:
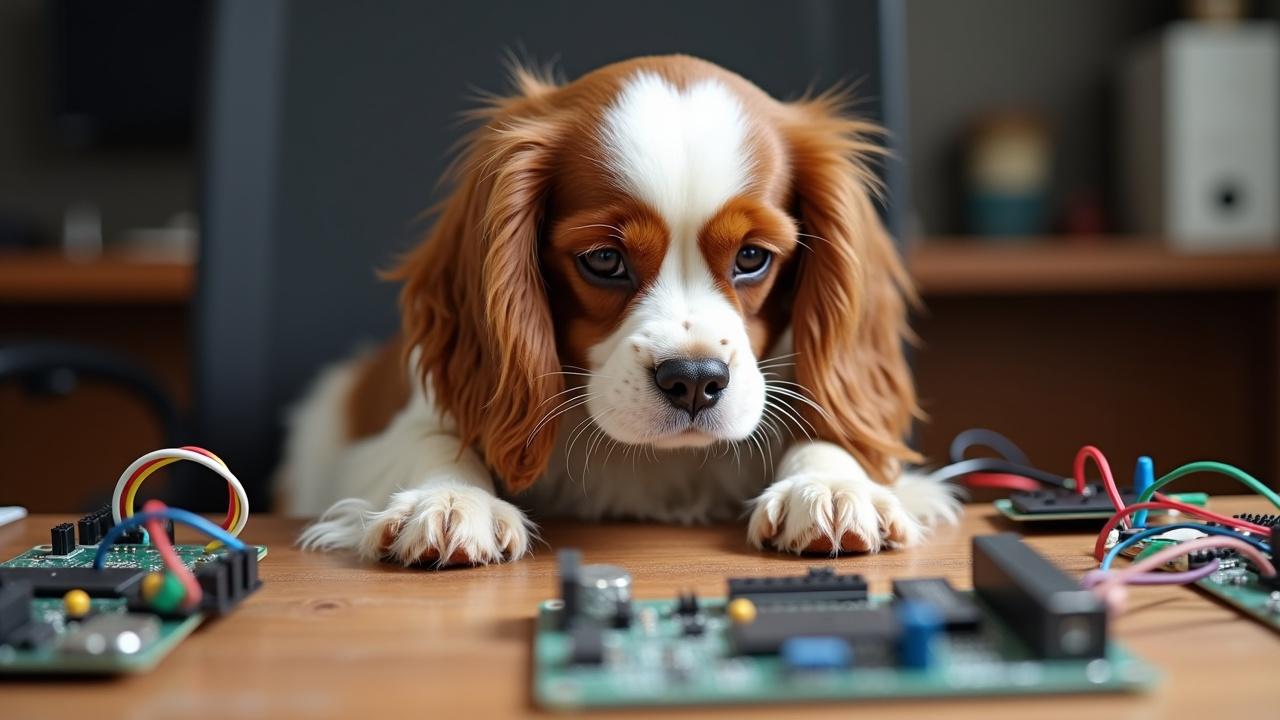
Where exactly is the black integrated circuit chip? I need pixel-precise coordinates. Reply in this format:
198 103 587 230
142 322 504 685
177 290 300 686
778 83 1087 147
728 567 868 604
891 577 981 632
731 604 900 663
0 567 145 598
1008 486 1137 515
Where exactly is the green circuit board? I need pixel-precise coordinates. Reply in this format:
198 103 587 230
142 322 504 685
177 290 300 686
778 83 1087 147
533 594 1157 710
994 493 1209 524
1117 536 1279 632
0 543 266 675
1193 566 1280 631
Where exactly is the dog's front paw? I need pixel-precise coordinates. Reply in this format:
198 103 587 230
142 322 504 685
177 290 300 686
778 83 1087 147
747 473 923 555
359 483 532 567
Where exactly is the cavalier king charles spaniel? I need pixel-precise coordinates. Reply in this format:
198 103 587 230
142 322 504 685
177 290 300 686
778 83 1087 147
284 55 959 566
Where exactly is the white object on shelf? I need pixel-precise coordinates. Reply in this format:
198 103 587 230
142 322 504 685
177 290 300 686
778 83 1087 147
1120 21 1279 251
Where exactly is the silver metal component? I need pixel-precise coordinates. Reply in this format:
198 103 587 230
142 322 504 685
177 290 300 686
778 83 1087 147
1266 591 1280 614
577 564 632 621
60 614 160 656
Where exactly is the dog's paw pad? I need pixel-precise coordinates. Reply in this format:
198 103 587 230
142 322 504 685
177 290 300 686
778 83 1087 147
360 484 531 567
747 475 923 555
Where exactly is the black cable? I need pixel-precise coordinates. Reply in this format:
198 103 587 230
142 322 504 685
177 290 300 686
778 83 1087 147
948 427 1031 465
926 457 1072 489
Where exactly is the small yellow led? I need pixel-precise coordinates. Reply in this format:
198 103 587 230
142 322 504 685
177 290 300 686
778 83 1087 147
726 598 757 625
140 572 165 602
63 589 91 619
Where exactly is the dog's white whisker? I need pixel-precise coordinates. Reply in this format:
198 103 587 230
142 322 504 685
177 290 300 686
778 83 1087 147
765 384 834 423
527 395 594 444
765 398 815 442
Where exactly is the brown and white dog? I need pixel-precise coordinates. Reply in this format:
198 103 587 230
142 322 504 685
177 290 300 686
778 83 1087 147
283 55 959 566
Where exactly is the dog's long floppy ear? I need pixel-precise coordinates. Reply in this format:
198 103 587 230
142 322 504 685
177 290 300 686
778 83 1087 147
391 74 563 493
780 93 922 484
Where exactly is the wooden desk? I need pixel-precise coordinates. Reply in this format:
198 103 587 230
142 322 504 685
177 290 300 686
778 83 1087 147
2 500 1275 719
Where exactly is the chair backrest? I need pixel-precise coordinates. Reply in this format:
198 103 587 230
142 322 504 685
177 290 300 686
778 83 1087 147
197 0 909 510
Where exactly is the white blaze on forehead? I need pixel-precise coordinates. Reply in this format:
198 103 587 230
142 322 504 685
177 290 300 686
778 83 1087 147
583 73 766 447
601 72 751 234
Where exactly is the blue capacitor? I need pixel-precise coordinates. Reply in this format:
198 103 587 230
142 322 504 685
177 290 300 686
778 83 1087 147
1133 456 1155 528
780 636 852 671
896 600 943 670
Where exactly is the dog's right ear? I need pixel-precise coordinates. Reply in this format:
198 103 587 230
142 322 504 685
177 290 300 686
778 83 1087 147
390 74 564 494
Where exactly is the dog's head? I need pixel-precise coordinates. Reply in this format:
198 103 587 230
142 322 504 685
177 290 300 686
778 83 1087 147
395 56 919 493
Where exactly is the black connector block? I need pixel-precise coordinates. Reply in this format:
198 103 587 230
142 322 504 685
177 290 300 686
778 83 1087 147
972 534 1106 660
557 549 582 630
1267 526 1280 590
76 515 101 546
74 505 115 546
116 529 146 545
195 549 262 616
728 567 868 604
50 523 76 555
94 505 114 538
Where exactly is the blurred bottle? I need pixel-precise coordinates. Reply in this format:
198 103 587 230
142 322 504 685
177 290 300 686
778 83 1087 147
963 112 1052 239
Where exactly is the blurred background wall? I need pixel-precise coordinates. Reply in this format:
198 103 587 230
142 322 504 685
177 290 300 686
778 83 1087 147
1 0 1277 511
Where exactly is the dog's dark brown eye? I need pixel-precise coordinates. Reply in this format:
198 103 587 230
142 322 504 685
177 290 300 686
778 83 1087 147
579 248 628 282
734 245 771 278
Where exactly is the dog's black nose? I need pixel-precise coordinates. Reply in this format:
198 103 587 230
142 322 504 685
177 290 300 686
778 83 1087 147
653 358 730 418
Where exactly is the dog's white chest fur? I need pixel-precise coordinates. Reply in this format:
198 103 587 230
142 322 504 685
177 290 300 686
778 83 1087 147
519 402 781 523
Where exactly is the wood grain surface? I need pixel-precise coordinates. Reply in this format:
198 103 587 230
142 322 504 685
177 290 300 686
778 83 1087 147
1 500 1274 719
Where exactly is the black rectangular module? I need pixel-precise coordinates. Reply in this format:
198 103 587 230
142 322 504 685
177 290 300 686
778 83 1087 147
0 578 34 641
731 605 899 662
1009 486 1135 515
1269 525 1280 590
0 567 145 598
728 567 868 604
891 577 981 632
972 534 1106 659
558 549 581 629
569 620 604 665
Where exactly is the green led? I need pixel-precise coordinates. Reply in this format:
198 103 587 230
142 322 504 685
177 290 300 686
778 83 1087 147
149 571 187 614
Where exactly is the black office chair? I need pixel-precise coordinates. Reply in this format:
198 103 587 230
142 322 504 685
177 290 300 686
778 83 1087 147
0 340 188 510
0 341 182 445
196 0 911 511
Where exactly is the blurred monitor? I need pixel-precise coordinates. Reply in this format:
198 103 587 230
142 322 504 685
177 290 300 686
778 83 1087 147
49 0 206 147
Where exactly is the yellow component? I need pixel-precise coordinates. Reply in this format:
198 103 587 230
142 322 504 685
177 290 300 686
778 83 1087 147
726 598 757 625
63 589 91 619
140 572 165 602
